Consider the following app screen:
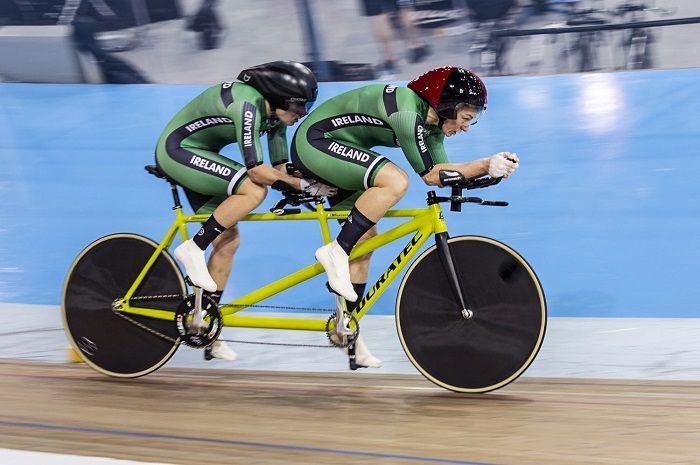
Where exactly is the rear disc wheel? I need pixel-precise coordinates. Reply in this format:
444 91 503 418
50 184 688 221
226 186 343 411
62 233 185 377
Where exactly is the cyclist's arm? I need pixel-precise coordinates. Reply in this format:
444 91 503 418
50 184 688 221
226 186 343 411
388 111 438 176
266 123 289 167
229 100 301 189
422 160 489 187
230 99 265 170
420 131 489 186
248 164 302 189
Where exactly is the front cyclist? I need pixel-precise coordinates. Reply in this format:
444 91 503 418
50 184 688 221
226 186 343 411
156 61 335 360
291 66 519 367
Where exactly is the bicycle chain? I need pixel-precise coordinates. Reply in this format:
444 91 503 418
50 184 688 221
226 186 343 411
219 338 336 349
128 294 334 313
117 294 341 349
112 307 179 344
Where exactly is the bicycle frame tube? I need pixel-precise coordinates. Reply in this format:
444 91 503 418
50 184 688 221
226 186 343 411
119 201 448 332
121 212 187 303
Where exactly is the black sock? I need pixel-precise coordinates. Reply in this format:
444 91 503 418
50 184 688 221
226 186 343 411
337 207 375 255
193 216 226 250
345 282 367 312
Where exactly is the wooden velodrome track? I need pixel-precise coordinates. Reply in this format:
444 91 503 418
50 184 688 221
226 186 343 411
0 361 698 465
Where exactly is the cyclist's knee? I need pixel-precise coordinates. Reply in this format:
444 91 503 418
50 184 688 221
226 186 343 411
375 164 409 198
388 170 409 198
238 178 268 205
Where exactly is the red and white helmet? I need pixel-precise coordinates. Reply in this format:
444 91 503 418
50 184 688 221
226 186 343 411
408 67 487 121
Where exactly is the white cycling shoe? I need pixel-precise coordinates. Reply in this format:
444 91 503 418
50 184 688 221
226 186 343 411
205 340 238 361
174 239 217 293
345 334 382 368
315 240 358 302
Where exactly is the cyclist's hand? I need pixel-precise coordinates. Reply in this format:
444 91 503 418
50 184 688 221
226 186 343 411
300 178 337 197
487 152 519 178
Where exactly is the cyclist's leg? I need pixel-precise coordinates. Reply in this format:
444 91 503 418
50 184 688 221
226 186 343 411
179 189 240 292
159 147 259 360
291 129 408 294
157 145 265 293
356 163 408 221
209 227 240 291
292 131 408 301
292 135 406 368
196 223 241 361
349 227 377 291
329 192 377 308
322 204 382 369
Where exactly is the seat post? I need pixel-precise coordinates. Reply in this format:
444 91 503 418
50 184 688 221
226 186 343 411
170 182 182 210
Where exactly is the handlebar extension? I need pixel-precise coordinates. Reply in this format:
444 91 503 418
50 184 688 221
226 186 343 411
431 171 508 211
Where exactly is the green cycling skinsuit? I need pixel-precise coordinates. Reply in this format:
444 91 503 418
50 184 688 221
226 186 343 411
290 84 448 209
156 82 289 214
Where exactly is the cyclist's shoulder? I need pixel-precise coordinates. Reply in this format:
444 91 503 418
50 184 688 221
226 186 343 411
332 84 423 112
228 82 264 100
213 81 266 111
378 86 429 124
390 86 427 112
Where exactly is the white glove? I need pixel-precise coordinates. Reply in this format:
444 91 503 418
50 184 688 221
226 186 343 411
487 152 519 178
300 178 338 197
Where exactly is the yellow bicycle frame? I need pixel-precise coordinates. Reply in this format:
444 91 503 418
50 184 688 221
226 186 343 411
115 199 449 332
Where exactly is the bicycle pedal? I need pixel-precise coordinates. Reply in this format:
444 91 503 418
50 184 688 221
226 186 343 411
203 347 213 361
184 275 206 291
325 281 340 296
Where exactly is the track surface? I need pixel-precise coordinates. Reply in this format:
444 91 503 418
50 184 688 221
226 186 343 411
1 361 699 465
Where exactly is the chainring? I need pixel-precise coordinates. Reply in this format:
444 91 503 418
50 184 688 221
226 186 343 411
174 294 222 348
325 311 359 348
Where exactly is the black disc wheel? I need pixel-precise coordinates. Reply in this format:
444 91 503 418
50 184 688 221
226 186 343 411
396 236 546 393
62 233 186 377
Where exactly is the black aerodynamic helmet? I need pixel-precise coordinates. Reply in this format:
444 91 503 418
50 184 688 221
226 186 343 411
237 61 318 116
408 66 487 122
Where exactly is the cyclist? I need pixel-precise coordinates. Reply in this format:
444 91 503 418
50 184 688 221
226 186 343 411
291 66 519 367
156 61 336 361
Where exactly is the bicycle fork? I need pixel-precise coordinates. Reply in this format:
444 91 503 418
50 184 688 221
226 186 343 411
435 233 473 320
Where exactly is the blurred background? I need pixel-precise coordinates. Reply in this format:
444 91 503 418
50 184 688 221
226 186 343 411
1 0 699 83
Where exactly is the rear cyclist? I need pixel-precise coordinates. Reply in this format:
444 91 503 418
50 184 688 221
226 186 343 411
291 66 519 367
156 61 335 360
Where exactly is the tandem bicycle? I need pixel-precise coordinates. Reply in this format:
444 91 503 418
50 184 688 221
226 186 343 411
62 164 547 393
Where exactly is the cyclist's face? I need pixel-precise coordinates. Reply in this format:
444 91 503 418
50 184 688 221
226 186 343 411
442 108 480 137
275 108 303 126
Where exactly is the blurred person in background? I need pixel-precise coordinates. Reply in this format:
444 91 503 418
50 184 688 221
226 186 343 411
291 66 519 367
358 0 432 77
185 0 223 50
466 0 519 22
65 0 150 83
0 0 149 83
156 61 336 360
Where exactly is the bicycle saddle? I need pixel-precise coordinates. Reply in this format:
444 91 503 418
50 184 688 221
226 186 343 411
144 164 178 184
